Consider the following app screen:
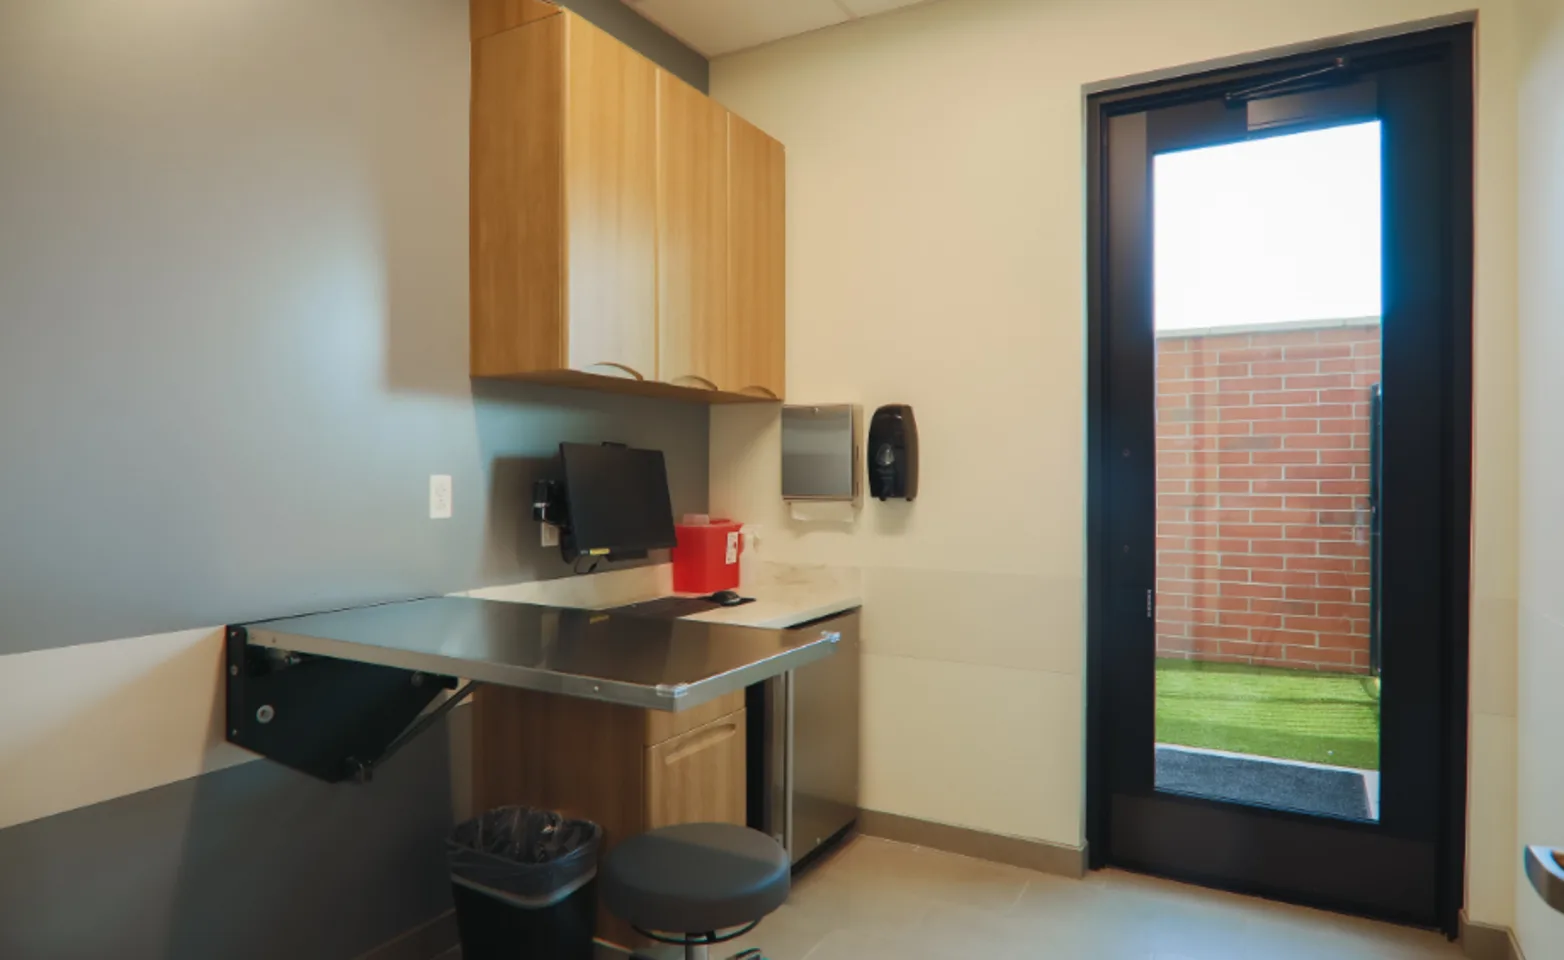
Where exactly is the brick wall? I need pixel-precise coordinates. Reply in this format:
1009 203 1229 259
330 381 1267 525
1155 321 1380 673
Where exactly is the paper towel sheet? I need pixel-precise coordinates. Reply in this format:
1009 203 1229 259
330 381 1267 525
788 500 856 524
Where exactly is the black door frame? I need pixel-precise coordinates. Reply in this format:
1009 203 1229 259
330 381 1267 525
1084 24 1472 936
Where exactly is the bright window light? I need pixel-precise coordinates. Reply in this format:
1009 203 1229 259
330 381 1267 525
1153 120 1382 333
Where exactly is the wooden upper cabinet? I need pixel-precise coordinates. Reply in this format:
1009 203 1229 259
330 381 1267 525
563 17 658 378
471 0 559 41
472 15 565 377
726 115 786 399
471 11 657 382
470 8 784 402
656 71 730 392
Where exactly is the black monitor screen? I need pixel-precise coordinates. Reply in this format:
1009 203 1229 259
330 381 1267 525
559 443 677 557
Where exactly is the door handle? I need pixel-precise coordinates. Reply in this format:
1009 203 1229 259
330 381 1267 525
669 374 719 391
1526 845 1564 913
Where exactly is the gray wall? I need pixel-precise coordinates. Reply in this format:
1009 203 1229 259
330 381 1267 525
0 1 708 957
0 0 708 658
0 724 457 960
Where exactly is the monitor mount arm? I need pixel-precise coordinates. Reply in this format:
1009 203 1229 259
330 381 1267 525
532 478 565 527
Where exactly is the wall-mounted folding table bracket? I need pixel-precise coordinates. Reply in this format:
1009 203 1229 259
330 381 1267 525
225 625 477 783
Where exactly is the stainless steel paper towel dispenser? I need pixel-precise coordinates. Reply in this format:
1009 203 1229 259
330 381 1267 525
781 405 861 501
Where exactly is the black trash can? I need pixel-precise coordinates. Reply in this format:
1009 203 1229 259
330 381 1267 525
447 807 602 960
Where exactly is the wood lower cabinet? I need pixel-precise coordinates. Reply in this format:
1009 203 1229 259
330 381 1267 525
472 687 747 946
646 710 746 829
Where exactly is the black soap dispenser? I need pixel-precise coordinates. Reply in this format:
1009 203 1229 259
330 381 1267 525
867 404 918 501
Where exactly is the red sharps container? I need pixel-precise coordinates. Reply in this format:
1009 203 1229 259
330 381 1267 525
670 520 743 593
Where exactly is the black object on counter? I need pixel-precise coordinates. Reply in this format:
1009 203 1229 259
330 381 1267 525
708 590 754 608
447 807 602 960
867 404 919 501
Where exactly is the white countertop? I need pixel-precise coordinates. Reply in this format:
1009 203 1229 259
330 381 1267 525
462 561 861 630
679 562 861 629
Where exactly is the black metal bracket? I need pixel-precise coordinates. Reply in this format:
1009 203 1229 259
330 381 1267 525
1224 56 1352 105
532 477 564 526
225 625 480 783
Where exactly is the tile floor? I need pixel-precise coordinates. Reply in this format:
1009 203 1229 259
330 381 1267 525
718 835 1463 959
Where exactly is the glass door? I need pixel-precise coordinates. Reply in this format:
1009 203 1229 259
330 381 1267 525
1151 120 1385 822
1087 26 1472 933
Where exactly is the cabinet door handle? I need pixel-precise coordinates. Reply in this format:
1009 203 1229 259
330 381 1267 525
669 375 719 391
663 722 739 764
737 385 780 400
583 362 645 381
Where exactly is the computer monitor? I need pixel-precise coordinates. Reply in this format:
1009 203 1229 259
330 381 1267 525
557 443 677 562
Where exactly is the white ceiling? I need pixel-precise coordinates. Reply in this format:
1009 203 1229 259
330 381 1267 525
622 0 932 58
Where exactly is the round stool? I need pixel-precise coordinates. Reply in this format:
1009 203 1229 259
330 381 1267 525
601 822 790 960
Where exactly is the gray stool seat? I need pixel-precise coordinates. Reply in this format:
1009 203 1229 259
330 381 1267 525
601 823 790 936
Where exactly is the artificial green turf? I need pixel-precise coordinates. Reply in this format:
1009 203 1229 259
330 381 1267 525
1156 659 1381 771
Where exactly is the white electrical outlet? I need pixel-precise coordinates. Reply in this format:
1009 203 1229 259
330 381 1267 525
429 475 453 519
540 523 560 548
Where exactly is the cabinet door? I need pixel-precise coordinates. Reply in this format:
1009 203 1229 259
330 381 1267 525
564 16 658 380
471 15 567 377
657 72 729 392
726 115 786 399
471 0 559 40
645 710 746 829
644 689 744 747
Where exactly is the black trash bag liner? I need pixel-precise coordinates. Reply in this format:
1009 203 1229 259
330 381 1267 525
448 806 601 905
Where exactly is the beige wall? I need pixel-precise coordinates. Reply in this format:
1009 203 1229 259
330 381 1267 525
1516 0 1564 956
0 628 246 831
709 0 1520 928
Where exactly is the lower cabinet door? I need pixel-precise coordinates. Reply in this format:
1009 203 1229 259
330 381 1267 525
645 709 746 829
